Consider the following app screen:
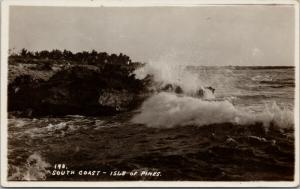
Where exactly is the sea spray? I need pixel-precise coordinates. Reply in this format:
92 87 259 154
131 92 293 129
8 153 51 181
132 55 294 129
133 54 206 95
132 56 250 128
132 92 250 128
256 102 294 129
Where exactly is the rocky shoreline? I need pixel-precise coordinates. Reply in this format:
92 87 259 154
8 51 151 117
8 50 213 117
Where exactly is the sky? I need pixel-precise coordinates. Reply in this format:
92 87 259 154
9 5 295 66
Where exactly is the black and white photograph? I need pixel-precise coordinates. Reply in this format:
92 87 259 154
1 0 299 187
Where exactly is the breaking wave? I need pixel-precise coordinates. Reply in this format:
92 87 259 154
131 92 293 129
134 54 206 94
132 56 294 129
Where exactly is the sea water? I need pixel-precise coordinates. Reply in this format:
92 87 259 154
7 66 295 181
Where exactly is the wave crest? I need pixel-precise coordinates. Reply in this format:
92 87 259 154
131 92 293 129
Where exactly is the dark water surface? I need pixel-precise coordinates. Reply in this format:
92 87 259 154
8 67 295 181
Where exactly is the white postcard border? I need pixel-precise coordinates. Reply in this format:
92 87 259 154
1 0 299 187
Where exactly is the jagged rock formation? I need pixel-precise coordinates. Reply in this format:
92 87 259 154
8 66 148 117
159 83 215 98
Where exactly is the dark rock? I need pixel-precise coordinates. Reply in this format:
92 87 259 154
174 86 183 94
205 86 215 94
8 75 45 113
8 66 149 117
160 84 184 94
196 88 205 97
98 89 135 111
161 84 175 92
159 83 215 98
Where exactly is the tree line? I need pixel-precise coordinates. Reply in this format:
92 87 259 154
10 48 133 66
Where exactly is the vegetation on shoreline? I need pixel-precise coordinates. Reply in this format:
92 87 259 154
9 48 144 74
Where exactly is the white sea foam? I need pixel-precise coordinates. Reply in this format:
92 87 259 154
251 75 273 82
132 92 249 128
8 119 27 128
46 122 67 131
132 55 294 129
24 121 80 138
256 102 294 129
133 54 206 95
131 92 293 129
8 153 51 181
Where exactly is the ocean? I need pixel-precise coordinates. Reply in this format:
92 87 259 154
7 66 295 181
